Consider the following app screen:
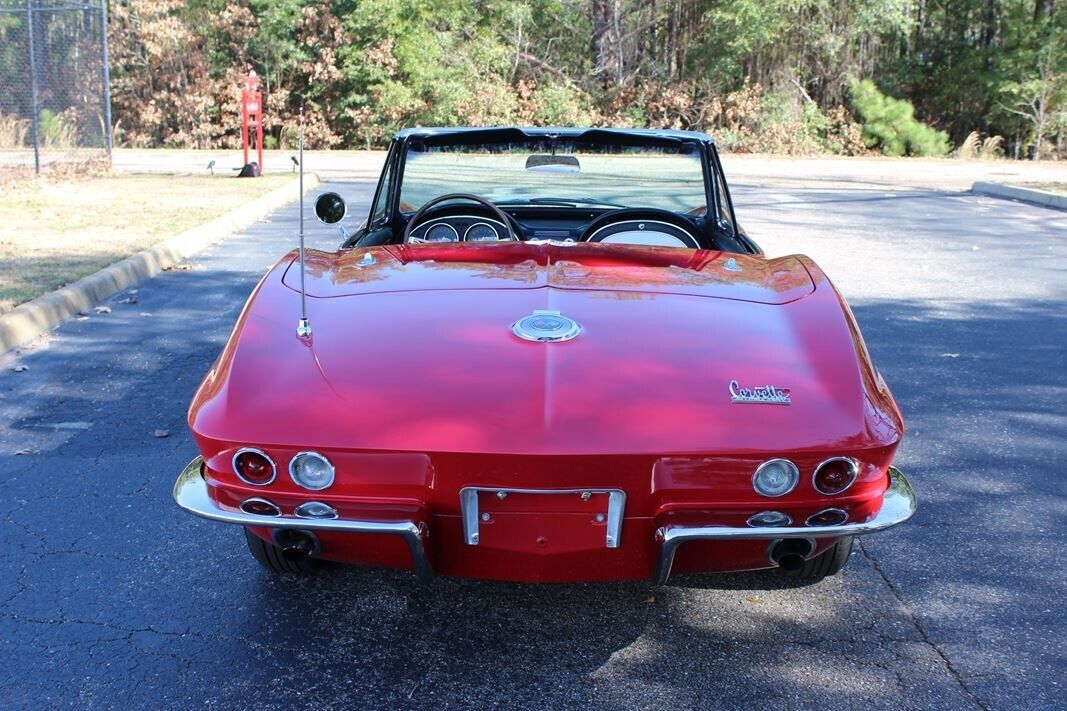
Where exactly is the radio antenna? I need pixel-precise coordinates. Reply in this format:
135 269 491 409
296 106 311 339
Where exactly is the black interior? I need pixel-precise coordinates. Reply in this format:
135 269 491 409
357 201 748 252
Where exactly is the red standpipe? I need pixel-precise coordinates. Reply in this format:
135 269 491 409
241 69 264 170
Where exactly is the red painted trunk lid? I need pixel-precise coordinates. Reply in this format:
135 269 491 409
282 242 815 305
191 243 902 457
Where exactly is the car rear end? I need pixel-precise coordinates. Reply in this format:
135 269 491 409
175 243 914 583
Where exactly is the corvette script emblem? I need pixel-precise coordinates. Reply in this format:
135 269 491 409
729 380 792 405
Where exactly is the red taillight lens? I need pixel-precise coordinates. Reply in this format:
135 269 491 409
813 458 858 495
233 449 275 485
806 508 848 526
240 498 281 516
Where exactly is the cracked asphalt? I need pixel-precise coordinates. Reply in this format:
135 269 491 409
1 172 1064 709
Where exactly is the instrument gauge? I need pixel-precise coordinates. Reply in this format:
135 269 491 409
465 223 500 242
424 223 459 242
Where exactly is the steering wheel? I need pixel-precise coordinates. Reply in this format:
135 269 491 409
403 193 520 243
578 207 702 249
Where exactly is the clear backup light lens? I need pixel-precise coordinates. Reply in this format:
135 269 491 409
294 501 339 519
813 457 859 495
233 448 276 486
753 459 800 497
747 510 792 527
289 452 335 491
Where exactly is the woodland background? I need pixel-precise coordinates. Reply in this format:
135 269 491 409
95 0 1067 158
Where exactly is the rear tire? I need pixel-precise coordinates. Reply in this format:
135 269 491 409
780 536 854 581
243 528 321 574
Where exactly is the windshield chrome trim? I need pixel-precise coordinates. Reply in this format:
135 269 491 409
397 132 709 218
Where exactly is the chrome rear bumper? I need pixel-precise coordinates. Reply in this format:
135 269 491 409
173 457 434 582
175 456 914 586
651 466 917 585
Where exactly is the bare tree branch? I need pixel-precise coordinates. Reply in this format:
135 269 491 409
517 52 581 90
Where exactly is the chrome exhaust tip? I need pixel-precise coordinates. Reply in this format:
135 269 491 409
768 538 814 571
272 529 321 560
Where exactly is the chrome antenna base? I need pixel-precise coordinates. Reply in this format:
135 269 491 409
296 318 312 339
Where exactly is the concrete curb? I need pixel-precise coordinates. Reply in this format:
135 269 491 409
972 181 1067 211
0 173 320 353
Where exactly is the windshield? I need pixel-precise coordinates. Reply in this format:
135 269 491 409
399 139 707 214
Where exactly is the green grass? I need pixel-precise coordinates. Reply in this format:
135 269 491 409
0 173 291 314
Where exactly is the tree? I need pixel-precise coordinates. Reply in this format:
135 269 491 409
998 49 1065 159
100 0 1066 158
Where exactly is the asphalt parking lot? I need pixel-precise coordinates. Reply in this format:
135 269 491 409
1 173 1064 709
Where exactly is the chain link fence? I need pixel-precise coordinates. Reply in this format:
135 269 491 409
0 0 111 175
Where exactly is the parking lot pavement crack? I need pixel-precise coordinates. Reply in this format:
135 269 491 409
6 517 50 555
1 563 33 607
0 461 41 483
7 613 212 641
4 515 158 563
136 473 151 498
3 611 314 658
858 539 990 711
862 638 913 695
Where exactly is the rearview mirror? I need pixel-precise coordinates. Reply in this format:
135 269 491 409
314 192 347 224
525 154 580 173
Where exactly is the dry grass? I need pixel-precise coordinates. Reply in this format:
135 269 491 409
956 131 1005 161
0 112 30 149
980 135 1004 160
0 173 292 314
1018 182 1067 196
956 131 981 160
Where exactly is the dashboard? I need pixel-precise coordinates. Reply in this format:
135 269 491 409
406 209 701 249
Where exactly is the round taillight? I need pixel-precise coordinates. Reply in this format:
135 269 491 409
289 452 335 491
233 448 276 486
813 457 859 495
752 459 800 497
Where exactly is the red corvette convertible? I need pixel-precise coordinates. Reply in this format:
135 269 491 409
174 127 915 584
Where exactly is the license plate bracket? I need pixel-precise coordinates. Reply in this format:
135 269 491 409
459 487 626 548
